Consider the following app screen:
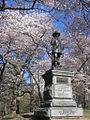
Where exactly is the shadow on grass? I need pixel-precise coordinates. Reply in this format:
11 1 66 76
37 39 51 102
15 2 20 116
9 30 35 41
22 114 34 119
22 114 50 120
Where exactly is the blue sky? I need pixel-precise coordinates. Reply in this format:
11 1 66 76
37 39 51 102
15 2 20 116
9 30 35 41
24 69 30 84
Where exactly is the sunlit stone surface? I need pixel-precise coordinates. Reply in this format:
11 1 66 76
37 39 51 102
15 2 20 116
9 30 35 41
34 70 83 119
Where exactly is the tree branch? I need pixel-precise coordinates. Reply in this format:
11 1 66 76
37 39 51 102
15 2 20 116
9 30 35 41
77 56 90 72
0 61 6 82
31 0 37 9
27 66 43 102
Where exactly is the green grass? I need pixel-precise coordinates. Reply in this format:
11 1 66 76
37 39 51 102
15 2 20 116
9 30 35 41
1 114 29 120
84 109 90 118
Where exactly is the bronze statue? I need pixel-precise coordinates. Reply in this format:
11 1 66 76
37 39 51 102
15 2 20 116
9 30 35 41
51 31 62 69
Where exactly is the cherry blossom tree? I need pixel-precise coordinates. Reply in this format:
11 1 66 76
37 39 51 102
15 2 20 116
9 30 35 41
0 0 90 111
58 15 90 107
0 0 89 24
0 11 53 114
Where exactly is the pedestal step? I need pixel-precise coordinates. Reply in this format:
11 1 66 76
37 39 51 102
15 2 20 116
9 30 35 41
34 107 83 118
41 99 77 107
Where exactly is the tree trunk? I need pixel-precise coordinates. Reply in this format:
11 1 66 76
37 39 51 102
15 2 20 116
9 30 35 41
4 103 8 115
83 90 86 109
16 99 20 114
10 85 17 116
10 98 17 116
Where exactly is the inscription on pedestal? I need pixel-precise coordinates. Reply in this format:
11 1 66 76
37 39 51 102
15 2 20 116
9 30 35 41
54 85 73 98
57 77 68 84
51 108 83 117
44 84 73 99
58 109 76 116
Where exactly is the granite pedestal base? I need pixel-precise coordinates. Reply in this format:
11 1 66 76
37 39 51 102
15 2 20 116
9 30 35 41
34 107 83 118
34 70 83 119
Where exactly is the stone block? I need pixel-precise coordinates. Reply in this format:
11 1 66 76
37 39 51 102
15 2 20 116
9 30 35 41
44 84 73 100
34 107 83 118
50 107 83 117
41 99 77 107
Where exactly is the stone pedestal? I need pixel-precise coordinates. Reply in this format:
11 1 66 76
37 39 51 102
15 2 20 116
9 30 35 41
34 70 83 119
